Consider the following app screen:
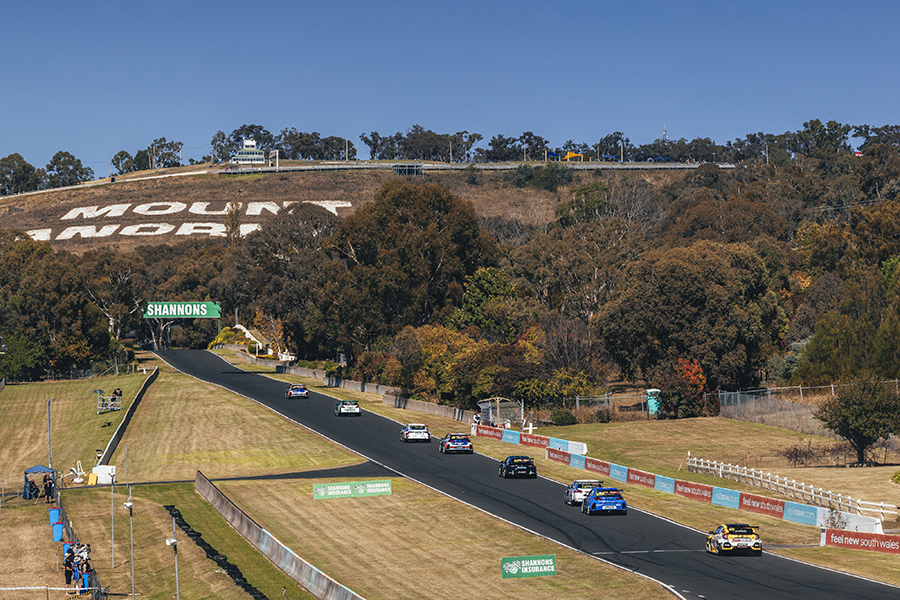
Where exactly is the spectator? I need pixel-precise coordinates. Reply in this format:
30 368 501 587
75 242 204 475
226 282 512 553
64 548 74 593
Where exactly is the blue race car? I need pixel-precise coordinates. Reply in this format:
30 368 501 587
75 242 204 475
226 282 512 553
439 433 473 454
285 384 309 399
581 487 627 515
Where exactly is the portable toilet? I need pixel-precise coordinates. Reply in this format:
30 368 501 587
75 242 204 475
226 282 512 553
646 389 661 416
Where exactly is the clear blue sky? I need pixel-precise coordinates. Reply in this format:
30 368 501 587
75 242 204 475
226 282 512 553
2 1 898 174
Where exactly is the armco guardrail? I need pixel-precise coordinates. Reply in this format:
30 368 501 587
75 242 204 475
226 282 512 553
195 471 365 600
539 444 882 535
687 454 898 521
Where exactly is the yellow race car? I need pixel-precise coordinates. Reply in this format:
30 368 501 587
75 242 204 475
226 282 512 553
706 523 762 556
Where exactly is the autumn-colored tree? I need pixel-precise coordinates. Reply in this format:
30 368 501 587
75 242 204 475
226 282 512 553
654 358 715 419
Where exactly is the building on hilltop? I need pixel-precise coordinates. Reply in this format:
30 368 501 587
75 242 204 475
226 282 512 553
231 138 265 165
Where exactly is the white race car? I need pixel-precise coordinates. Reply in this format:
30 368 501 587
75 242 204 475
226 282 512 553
334 400 361 417
564 479 603 505
400 423 431 442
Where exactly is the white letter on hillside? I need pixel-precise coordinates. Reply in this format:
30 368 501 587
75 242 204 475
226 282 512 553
245 202 280 216
56 225 120 240
176 223 227 237
27 229 52 241
189 202 234 215
119 223 176 236
61 204 132 220
132 202 187 216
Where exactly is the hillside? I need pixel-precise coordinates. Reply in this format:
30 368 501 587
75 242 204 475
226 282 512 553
0 165 681 253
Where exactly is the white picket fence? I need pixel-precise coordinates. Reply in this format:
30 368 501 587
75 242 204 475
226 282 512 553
687 454 898 522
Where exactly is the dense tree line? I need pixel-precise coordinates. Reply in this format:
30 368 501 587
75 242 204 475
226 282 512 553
4 118 900 425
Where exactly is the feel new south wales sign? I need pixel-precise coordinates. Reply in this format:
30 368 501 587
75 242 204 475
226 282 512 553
143 302 222 319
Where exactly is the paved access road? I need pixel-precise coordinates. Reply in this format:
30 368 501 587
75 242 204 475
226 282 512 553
158 350 898 600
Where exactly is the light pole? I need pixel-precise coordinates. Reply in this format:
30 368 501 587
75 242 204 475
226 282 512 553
124 488 134 599
166 517 180 600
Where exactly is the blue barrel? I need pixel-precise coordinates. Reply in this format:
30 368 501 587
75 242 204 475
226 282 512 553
49 507 60 524
63 542 71 555
52 522 64 542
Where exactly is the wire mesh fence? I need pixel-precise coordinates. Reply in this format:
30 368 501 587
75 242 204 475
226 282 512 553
715 388 840 439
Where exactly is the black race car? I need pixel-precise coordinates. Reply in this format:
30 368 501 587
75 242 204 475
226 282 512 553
499 455 537 478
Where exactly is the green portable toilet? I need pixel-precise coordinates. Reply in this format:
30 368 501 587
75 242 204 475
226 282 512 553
646 389 661 416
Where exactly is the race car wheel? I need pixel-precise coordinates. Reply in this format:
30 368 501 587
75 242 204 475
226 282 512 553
754 549 762 557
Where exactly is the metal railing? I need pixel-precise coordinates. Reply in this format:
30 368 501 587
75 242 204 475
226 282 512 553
686 454 898 521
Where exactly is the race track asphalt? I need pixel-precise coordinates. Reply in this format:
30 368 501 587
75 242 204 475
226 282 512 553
158 350 898 600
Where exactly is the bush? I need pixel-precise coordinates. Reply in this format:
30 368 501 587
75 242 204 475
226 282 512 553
532 162 573 192
551 408 577 426
505 164 533 188
892 470 900 485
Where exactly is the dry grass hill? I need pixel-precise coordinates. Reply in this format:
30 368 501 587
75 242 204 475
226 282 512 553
0 163 680 254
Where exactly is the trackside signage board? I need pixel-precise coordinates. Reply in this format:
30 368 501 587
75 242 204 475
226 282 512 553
501 554 556 578
825 529 900 554
143 301 221 319
313 480 392 499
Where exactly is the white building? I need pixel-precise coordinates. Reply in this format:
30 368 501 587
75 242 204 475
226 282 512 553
231 138 265 165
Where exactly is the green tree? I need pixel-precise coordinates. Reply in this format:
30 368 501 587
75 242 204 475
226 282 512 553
312 180 498 360
229 124 275 152
111 150 134 174
148 137 183 168
45 151 94 188
816 376 900 464
79 249 148 340
554 182 613 227
600 241 783 389
447 267 518 342
210 202 339 359
0 153 44 196
209 130 230 163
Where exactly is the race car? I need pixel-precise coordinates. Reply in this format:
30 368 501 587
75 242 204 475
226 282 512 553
564 479 603 505
499 455 537 478
285 384 309 399
706 523 762 556
439 433 473 454
400 423 431 442
334 400 361 417
581 487 627 515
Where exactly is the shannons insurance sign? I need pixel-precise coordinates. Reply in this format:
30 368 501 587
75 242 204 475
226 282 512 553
501 554 557 578
312 480 392 499
142 302 221 319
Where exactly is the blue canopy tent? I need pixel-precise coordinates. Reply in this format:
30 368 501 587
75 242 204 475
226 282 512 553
23 465 54 500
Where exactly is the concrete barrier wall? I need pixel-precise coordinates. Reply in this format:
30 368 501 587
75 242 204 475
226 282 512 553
99 367 159 466
195 471 365 600
382 394 476 423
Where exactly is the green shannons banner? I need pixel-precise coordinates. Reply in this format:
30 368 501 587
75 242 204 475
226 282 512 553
143 302 221 318
501 555 557 578
313 480 392 499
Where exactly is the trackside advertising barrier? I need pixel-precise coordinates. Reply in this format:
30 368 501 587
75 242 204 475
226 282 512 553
824 529 900 555
543 447 883 538
473 424 588 455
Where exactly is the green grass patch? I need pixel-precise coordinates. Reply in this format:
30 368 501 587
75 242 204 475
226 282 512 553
61 483 315 600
